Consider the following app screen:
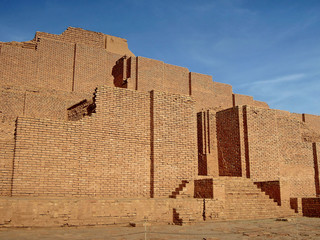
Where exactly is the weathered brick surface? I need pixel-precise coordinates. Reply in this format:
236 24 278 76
301 197 320 217
190 72 234 111
136 57 165 92
0 86 90 141
197 110 218 176
10 87 197 198
254 181 281 205
0 88 24 139
0 197 173 227
12 87 151 198
216 107 243 177
0 140 15 196
73 44 108 92
244 106 281 181
0 27 319 226
151 91 197 197
0 45 37 88
136 57 189 95
35 27 134 56
277 115 316 202
194 179 213 198
37 38 75 92
233 94 254 106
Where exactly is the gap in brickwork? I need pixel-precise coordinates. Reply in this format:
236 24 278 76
10 119 18 197
313 143 320 196
67 90 96 121
197 112 208 175
72 43 77 91
150 91 154 198
243 106 250 178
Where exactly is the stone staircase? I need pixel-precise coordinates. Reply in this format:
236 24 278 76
169 180 189 198
216 177 297 220
171 177 297 225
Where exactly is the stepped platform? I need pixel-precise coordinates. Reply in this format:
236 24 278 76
172 177 297 225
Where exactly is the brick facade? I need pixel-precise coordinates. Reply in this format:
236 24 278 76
0 27 319 227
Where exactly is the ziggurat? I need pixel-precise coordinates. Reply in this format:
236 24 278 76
0 27 320 227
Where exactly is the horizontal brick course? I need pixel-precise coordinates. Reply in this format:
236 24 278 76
0 27 319 226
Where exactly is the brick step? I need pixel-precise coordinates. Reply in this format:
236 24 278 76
226 202 278 207
226 191 275 197
225 185 266 189
227 201 278 204
220 215 287 220
224 206 295 213
226 204 279 209
225 195 274 200
212 183 253 186
225 191 267 195
173 177 297 224
226 196 276 201
223 209 295 215
222 212 296 218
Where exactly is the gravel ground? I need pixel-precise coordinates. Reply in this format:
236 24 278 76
0 217 320 240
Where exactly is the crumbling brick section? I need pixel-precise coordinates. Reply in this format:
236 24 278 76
12 86 151 198
11 86 197 199
67 99 96 121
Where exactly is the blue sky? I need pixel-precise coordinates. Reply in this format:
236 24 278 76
1 0 319 115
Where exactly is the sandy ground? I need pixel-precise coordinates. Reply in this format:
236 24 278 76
0 217 319 240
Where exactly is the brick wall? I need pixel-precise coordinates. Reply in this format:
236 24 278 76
303 113 320 133
190 72 214 111
136 57 165 92
244 106 280 181
1 28 263 113
313 143 320 196
301 198 320 217
0 197 173 227
37 38 74 91
11 86 197 198
136 56 190 95
276 114 316 202
0 31 125 95
0 88 24 139
0 140 15 196
12 86 151 198
163 64 189 95
73 44 108 92
0 86 91 140
252 100 269 108
233 94 254 106
254 181 281 205
216 107 243 177
151 91 197 197
197 110 218 176
24 90 90 120
0 45 37 88
194 179 213 198
190 72 234 111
